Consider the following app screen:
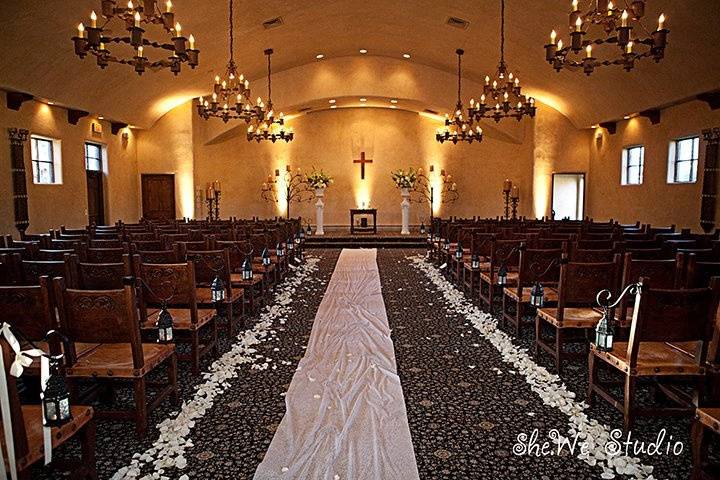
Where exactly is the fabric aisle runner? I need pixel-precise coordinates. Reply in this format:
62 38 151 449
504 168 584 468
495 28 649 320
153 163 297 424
254 248 420 480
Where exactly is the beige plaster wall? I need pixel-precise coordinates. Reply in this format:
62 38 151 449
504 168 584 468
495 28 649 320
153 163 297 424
135 102 196 219
192 105 541 227
0 100 139 235
586 100 720 230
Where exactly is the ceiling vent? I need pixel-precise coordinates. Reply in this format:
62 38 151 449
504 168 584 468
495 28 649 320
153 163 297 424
262 17 284 29
446 16 470 30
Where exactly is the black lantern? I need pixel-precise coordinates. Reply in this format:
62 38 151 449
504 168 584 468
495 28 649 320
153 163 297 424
529 282 545 307
306 224 312 236
294 232 301 245
276 242 285 257
211 275 226 302
420 222 426 234
444 238 451 251
287 236 295 251
471 254 480 269
42 355 72 427
242 255 253 280
594 311 614 352
299 229 306 241
455 242 463 260
497 262 508 286
433 233 440 243
261 247 271 267
156 303 174 343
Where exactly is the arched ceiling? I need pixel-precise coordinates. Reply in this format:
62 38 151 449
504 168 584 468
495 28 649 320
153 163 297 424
1 0 718 129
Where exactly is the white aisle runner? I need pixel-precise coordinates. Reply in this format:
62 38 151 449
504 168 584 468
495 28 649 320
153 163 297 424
254 249 420 480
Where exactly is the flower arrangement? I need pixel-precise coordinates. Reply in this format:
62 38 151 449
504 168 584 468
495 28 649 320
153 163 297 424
306 169 333 189
391 168 417 189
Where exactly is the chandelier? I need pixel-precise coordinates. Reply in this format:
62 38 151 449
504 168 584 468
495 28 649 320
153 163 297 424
247 49 294 143
436 49 483 145
469 0 535 123
72 0 199 75
544 0 668 75
196 0 259 123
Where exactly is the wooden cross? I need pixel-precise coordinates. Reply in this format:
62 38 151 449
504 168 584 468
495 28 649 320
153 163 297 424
353 152 373 180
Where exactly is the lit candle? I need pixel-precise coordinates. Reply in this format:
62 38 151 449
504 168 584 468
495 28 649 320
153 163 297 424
658 13 665 30
557 39 563 50
586 44 592 58
503 179 512 192
188 34 195 49
503 92 509 102
166 0 172 12
469 98 475 107
213 180 221 191
137 45 144 57
480 94 486 104
621 10 628 27
626 41 633 54
99 41 106 50
77 23 85 38
514 77 520 87
607 1 614 14
511 185 519 199
134 11 140 27
575 16 582 31
571 0 578 11
174 22 181 36
90 10 97 28
214 75 220 84
550 29 557 44
484 75 490 85
128 1 134 10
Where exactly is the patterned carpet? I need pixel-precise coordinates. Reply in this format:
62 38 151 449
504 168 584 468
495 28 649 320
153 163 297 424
32 249 696 479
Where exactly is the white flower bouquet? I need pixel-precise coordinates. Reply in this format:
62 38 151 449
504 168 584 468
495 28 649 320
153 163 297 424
306 169 333 189
391 168 417 189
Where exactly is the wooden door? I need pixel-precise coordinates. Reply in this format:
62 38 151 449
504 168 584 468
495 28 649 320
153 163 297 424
141 174 176 220
86 170 105 225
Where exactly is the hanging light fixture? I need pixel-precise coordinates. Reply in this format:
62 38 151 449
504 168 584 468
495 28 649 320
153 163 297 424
544 0 668 75
470 0 536 123
196 0 258 123
71 0 199 75
436 49 483 145
247 49 294 143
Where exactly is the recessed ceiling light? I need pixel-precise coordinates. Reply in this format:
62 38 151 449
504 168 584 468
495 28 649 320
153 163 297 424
591 124 598 128
359 98 367 102
623 115 631 120
328 99 336 104
98 115 104 119
330 105 337 109
47 101 55 105
390 105 397 109
316 53 324 59
359 49 368 54
402 53 411 59
390 99 398 104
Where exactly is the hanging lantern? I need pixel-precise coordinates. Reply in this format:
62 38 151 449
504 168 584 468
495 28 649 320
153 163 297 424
455 242 463 259
594 310 614 352
211 275 226 302
261 247 271 267
156 303 174 343
242 255 253 280
420 222 426 234
276 242 285 257
42 356 72 427
471 254 480 269
497 262 508 286
529 281 545 307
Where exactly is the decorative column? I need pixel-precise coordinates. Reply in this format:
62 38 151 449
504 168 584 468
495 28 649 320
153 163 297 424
701 128 720 233
401 187 411 235
314 187 325 236
8 128 30 236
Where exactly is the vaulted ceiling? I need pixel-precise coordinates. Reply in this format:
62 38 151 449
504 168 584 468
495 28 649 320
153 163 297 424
1 0 718 129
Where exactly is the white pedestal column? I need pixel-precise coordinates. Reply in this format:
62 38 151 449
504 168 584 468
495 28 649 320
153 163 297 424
400 188 411 235
314 187 325 236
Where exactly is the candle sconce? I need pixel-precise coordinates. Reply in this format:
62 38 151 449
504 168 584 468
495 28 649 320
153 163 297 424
412 165 459 221
261 165 313 219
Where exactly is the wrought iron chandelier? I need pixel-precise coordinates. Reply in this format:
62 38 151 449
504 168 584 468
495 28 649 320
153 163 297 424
436 49 483 145
72 0 199 75
469 0 535 123
544 0 668 75
247 49 294 143
196 0 259 123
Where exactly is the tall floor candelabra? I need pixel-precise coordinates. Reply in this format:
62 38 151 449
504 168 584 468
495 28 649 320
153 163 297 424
412 165 459 222
261 165 313 218
206 180 221 221
502 179 520 220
